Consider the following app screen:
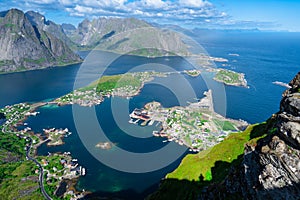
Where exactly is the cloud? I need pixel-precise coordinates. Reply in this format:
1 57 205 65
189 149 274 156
1 0 278 30
179 0 212 8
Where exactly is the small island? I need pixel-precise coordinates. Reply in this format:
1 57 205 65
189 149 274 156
184 69 201 77
213 69 248 87
43 128 71 146
95 142 113 150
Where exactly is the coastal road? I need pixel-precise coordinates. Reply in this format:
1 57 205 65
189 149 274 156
25 137 52 200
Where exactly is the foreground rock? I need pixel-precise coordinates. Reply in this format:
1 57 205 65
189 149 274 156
200 72 300 200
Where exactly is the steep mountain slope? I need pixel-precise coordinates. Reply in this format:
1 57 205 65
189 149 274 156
66 17 151 47
64 17 190 56
207 72 300 200
149 72 300 200
0 9 81 73
25 11 74 47
94 27 190 57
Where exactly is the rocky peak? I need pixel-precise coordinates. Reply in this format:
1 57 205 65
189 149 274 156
0 9 81 73
25 11 47 27
68 17 151 46
25 11 73 46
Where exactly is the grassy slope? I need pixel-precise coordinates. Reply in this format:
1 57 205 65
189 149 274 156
147 123 269 200
0 161 42 200
0 131 42 199
76 73 142 92
167 125 256 181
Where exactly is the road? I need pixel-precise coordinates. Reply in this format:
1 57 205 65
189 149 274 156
25 137 52 200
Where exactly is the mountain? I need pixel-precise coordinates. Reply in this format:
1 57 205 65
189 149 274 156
66 17 151 47
61 23 76 36
93 27 190 57
0 9 81 73
148 72 300 200
64 17 190 56
25 11 75 47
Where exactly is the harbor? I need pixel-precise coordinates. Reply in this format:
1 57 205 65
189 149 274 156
129 90 248 151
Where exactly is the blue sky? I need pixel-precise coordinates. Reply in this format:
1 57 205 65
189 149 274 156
1 0 299 31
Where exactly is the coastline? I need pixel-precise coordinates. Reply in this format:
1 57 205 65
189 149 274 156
0 60 83 75
129 90 249 152
0 102 86 199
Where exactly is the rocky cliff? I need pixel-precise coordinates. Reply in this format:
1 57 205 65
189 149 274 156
201 72 300 199
25 11 75 47
66 17 151 47
0 9 81 73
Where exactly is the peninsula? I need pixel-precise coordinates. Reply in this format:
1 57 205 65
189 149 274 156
55 71 167 107
130 90 248 151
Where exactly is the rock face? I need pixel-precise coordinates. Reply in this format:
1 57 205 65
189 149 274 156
66 17 151 47
0 9 81 73
65 17 190 56
201 72 300 199
25 11 74 47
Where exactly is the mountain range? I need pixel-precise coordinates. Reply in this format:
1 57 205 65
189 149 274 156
0 8 192 73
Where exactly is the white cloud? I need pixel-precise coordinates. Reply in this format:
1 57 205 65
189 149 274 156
1 0 278 29
179 0 211 8
74 5 93 13
29 0 57 4
140 0 167 8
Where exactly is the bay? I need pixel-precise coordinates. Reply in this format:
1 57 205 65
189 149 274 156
1 32 300 199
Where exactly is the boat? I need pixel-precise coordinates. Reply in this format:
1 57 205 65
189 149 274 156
81 167 86 176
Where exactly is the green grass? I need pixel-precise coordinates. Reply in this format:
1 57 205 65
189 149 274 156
96 74 142 93
147 123 270 200
213 119 236 131
166 124 259 181
214 69 241 85
0 132 26 157
0 162 42 200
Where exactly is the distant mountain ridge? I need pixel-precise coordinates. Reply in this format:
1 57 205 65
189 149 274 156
64 17 151 47
0 9 81 73
63 17 191 56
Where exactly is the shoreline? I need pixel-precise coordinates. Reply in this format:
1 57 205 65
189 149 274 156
0 60 83 75
129 90 249 152
0 102 87 199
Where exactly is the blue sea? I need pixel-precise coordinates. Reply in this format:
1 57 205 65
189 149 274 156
1 31 300 199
